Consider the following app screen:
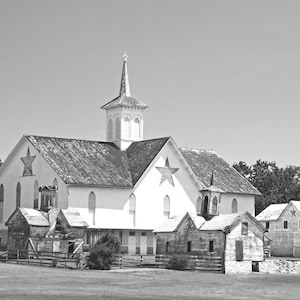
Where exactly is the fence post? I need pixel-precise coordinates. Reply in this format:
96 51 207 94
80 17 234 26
119 256 122 269
65 253 67 268
140 255 143 268
17 250 19 264
5 250 8 263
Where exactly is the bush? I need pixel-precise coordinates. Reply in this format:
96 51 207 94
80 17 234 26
166 255 189 270
89 232 120 270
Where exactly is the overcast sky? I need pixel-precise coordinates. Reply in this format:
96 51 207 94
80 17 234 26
1 0 300 167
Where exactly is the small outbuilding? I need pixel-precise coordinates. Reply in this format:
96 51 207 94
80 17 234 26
256 200 300 257
154 211 268 273
5 208 88 255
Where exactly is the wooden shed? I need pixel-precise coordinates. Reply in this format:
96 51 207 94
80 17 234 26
5 208 88 255
154 211 268 273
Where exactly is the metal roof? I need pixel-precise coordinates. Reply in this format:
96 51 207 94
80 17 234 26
180 148 261 195
126 137 169 185
61 209 88 227
256 203 288 221
26 135 132 188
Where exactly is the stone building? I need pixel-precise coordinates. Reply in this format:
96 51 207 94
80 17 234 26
155 211 268 273
0 55 260 254
256 200 300 257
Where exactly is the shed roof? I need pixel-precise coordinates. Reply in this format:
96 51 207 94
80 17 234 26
17 208 49 226
200 213 241 231
180 148 261 195
61 209 88 227
154 212 206 233
256 203 288 221
5 208 88 228
153 215 184 233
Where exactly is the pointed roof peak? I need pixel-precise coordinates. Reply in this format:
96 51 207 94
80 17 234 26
120 52 130 96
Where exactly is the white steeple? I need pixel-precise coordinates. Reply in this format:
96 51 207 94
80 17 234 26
101 54 148 150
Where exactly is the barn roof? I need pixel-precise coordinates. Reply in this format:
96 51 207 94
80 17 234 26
180 148 261 195
21 134 258 195
126 137 169 185
26 135 132 188
256 203 288 221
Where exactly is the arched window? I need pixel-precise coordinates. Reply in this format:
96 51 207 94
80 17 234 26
232 199 238 213
16 182 21 208
115 118 121 140
196 197 202 215
53 178 58 208
163 195 170 220
33 180 39 209
0 184 4 223
203 196 209 215
133 118 140 139
124 117 130 139
88 192 96 225
108 119 113 141
129 194 136 226
211 196 218 215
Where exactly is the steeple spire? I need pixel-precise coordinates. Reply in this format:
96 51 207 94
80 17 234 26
119 53 131 96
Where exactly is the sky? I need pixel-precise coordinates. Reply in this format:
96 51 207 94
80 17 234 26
1 0 300 167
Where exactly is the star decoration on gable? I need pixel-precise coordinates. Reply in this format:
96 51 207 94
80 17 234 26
291 209 297 217
156 158 179 187
20 147 36 176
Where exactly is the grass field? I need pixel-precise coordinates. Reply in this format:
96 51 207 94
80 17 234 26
0 263 300 299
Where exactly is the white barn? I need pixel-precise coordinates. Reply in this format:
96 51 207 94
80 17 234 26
0 55 260 254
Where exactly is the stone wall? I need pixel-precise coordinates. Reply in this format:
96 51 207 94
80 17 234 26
225 261 252 274
260 258 300 274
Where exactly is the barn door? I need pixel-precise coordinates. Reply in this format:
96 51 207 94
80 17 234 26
236 240 243 261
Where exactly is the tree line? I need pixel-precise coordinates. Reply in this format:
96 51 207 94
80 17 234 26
233 160 300 214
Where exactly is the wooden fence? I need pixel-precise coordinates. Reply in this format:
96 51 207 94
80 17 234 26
112 254 223 273
0 249 85 269
155 255 223 273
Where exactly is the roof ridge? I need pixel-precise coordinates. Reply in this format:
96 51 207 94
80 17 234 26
180 147 216 153
26 134 114 145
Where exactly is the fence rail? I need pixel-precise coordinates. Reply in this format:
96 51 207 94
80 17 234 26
0 249 84 269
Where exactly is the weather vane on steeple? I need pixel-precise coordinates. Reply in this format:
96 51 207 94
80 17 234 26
123 52 128 62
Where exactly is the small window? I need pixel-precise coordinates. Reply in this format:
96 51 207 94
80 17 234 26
16 182 21 208
284 221 288 229
163 195 170 220
187 241 192 252
129 231 135 236
231 199 238 213
209 240 214 252
242 222 248 235
119 231 123 243
141 232 146 236
166 242 170 253
236 240 244 261
211 196 218 215
266 221 270 230
196 197 202 215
